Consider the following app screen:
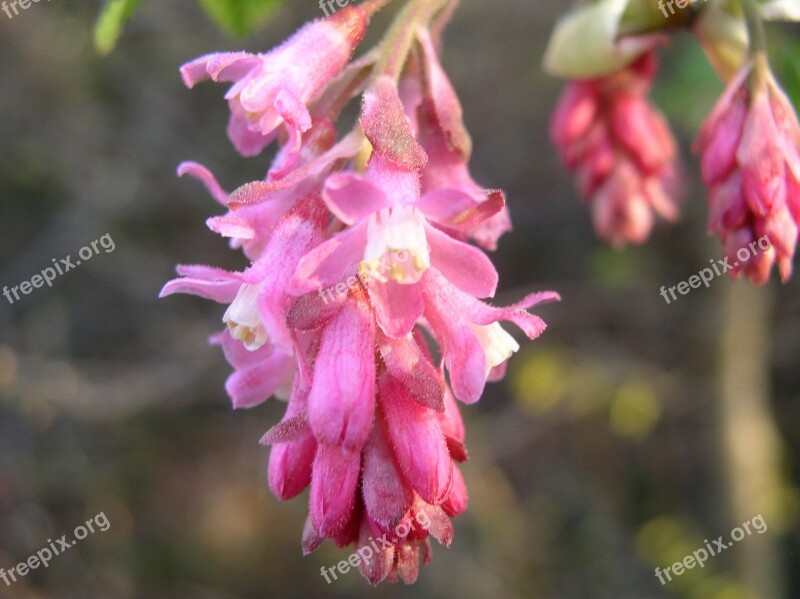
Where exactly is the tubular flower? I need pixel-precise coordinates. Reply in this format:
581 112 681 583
694 61 800 283
551 51 683 246
162 4 558 585
180 7 368 159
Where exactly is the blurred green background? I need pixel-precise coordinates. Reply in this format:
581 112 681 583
0 1 799 598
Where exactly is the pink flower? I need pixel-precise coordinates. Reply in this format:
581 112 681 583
261 313 468 584
180 7 368 157
421 269 560 403
290 77 503 338
412 28 512 251
160 198 329 407
551 51 682 246
695 61 800 283
177 118 358 260
165 8 559 585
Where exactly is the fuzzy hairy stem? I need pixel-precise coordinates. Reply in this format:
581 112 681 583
373 0 451 82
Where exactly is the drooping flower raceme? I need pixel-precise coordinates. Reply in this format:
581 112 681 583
161 2 557 585
694 59 800 284
544 0 800 286
550 51 683 247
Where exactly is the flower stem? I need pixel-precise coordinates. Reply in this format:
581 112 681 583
361 0 398 20
740 0 770 87
373 0 451 82
741 0 767 56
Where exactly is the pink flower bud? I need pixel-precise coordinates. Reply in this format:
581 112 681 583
696 62 800 283
551 52 683 245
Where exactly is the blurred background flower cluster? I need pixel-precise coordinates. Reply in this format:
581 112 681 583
0 1 799 597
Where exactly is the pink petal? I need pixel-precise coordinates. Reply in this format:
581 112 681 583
159 265 242 303
268 435 316 500
417 28 472 157
308 301 376 450
225 350 294 409
227 113 273 158
322 173 391 225
379 375 453 505
302 516 324 555
290 222 368 294
550 82 598 148
695 62 752 152
260 415 311 445
467 290 560 340
273 88 313 132
267 124 303 181
362 76 428 171
418 188 505 230
287 290 347 331
251 198 329 352
420 272 487 403
699 93 747 187
436 387 465 443
442 465 468 517
158 277 240 303
358 519 394 584
419 504 453 547
177 161 229 206
362 419 414 530
394 541 421 584
310 444 361 537
179 52 259 88
377 332 444 411
332 502 362 548
206 215 255 239
368 279 425 338
227 130 363 208
738 92 785 216
425 222 498 298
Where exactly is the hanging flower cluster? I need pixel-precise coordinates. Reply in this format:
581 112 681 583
162 0 557 584
695 59 800 283
550 50 682 246
545 0 800 283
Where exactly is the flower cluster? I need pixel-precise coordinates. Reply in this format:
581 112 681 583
545 0 800 284
695 60 800 283
550 50 682 247
162 2 557 584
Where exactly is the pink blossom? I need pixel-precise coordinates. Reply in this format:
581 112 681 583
695 61 800 283
290 77 504 338
551 51 682 246
180 7 368 157
165 14 558 585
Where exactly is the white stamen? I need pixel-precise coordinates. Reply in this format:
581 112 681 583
468 322 520 372
223 283 268 351
363 206 430 284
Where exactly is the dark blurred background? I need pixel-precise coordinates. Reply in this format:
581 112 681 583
1 1 799 598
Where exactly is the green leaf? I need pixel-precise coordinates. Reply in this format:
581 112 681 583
94 0 148 56
196 0 283 38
